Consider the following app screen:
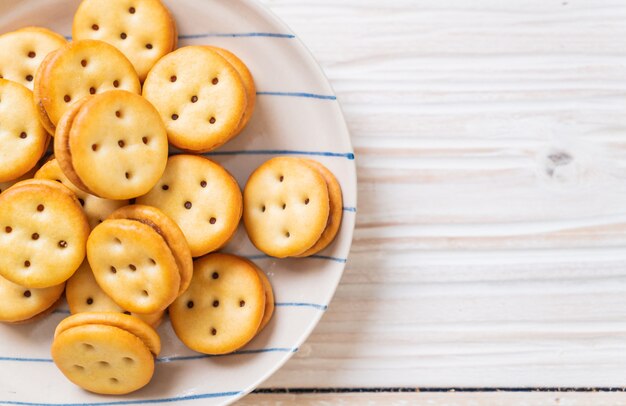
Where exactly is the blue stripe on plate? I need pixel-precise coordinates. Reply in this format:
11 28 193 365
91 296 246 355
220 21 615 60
52 309 70 315
256 91 336 100
180 32 295 39
311 255 348 263
274 302 328 311
0 391 241 406
203 150 354 160
0 348 298 364
343 207 357 213
157 347 297 363
0 357 53 363
242 254 348 263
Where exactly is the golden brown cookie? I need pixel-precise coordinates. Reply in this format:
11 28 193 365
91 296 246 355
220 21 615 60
0 179 89 288
0 273 64 323
169 253 265 355
243 157 330 258
73 0 177 82
137 155 242 257
34 39 140 134
108 205 193 295
87 219 181 314
143 46 247 152
0 79 49 182
296 159 343 256
206 46 255 134
53 90 169 200
0 27 67 90
51 312 160 395
35 158 128 229
66 261 164 328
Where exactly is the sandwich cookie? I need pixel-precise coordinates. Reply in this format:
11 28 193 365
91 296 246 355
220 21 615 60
54 90 168 200
169 253 266 355
87 205 192 314
51 312 160 395
143 46 247 152
243 157 331 258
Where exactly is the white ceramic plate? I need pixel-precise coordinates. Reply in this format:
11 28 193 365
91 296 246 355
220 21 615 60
0 0 356 404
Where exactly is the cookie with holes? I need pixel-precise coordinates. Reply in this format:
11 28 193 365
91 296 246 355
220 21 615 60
73 0 177 82
137 155 243 257
66 261 164 328
51 312 160 395
107 204 193 295
87 216 185 314
295 159 343 256
0 79 49 183
0 179 89 288
243 157 332 258
169 253 266 354
35 158 128 229
206 46 256 134
143 46 248 152
0 273 64 323
0 27 67 90
34 39 140 135
54 90 169 200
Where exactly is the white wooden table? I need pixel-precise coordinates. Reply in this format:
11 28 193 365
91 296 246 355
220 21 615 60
243 0 626 404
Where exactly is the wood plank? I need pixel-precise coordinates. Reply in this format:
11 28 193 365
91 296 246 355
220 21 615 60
257 0 626 389
239 392 626 406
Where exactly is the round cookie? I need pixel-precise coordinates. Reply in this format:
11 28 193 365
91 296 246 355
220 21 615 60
243 157 330 258
108 205 193 295
143 46 248 152
73 0 177 82
206 46 256 134
35 159 128 229
87 219 181 314
0 273 64 323
137 155 242 257
0 179 90 288
34 39 141 134
0 79 49 182
169 253 265 355
0 27 67 90
296 159 343 256
52 313 159 395
54 90 169 200
66 261 164 328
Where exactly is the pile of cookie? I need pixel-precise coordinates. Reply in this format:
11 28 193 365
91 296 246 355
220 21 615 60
0 0 342 397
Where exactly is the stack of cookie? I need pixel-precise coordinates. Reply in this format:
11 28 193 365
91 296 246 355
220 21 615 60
0 0 343 397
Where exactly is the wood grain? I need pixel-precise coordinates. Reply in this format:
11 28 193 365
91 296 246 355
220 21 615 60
256 0 626 391
241 392 626 405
